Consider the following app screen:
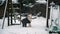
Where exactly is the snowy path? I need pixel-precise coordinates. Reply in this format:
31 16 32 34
0 17 49 34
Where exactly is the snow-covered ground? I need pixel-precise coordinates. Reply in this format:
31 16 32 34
0 17 49 34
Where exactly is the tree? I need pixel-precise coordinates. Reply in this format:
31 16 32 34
22 0 35 5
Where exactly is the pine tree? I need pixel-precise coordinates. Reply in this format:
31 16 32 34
22 0 35 5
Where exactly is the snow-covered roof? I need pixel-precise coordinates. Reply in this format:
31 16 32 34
23 3 34 8
36 0 47 4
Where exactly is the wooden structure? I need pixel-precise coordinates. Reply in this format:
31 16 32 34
7 0 22 26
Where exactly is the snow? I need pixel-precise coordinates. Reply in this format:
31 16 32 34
36 0 47 4
0 17 49 34
0 19 3 29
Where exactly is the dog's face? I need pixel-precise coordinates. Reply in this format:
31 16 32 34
27 14 32 21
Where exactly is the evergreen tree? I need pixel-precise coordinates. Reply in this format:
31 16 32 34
22 0 35 5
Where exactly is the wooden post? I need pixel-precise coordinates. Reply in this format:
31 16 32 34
2 0 8 29
46 0 49 28
7 0 13 25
